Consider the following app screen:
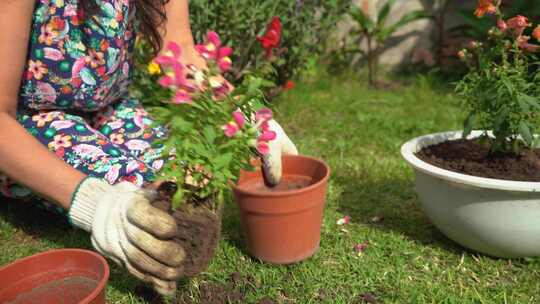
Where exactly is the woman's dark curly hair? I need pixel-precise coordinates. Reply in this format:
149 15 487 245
81 0 169 55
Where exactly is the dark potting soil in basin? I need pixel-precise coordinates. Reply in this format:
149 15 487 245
416 138 540 182
238 175 313 192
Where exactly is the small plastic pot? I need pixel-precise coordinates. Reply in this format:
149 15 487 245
0 249 110 304
233 155 330 264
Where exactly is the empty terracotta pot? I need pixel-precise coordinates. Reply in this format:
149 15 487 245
233 155 330 264
0 249 109 304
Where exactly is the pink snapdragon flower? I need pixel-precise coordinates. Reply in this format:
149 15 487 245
195 31 233 73
222 111 246 137
497 19 508 32
154 41 196 103
209 75 232 98
254 108 276 154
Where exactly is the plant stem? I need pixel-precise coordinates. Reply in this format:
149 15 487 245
367 36 375 87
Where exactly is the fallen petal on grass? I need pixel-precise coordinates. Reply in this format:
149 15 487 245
370 215 384 223
359 292 378 303
354 241 370 256
337 215 351 225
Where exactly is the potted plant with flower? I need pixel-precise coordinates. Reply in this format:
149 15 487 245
401 0 540 258
132 30 280 276
132 19 330 271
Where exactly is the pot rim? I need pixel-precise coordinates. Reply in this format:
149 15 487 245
401 130 540 192
232 154 330 197
0 248 110 304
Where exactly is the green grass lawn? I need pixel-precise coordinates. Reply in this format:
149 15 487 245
2 70 540 303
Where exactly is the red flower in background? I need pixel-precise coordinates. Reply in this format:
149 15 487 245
257 17 282 58
474 0 497 18
283 80 295 91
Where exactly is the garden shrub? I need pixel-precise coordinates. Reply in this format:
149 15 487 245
186 0 349 86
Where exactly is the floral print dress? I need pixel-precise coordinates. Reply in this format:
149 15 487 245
0 0 165 201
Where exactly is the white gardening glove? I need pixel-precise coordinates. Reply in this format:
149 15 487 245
68 177 184 295
261 119 299 186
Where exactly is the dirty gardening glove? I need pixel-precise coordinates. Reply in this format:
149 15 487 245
261 119 299 186
68 177 185 295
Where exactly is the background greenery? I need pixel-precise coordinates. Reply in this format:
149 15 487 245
188 0 349 86
3 69 540 303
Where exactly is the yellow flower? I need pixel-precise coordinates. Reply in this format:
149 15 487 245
147 62 161 75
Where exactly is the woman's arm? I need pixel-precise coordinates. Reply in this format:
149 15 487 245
160 0 206 68
0 0 85 208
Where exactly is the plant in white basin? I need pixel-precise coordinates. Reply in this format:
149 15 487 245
401 0 540 258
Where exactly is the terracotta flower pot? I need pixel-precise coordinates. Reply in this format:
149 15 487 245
0 249 110 304
233 155 330 264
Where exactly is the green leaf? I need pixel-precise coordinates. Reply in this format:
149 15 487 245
377 0 395 28
518 93 540 110
493 108 509 130
349 7 375 34
463 112 476 138
171 116 193 132
214 153 233 169
192 143 210 158
378 10 430 42
501 78 514 95
519 121 533 146
203 126 217 144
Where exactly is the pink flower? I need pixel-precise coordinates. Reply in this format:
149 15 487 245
258 130 277 141
497 19 508 32
196 31 234 73
155 41 182 65
252 108 276 155
255 108 273 123
155 42 194 91
223 123 239 137
222 111 246 137
507 15 531 36
173 89 192 104
232 111 246 128
209 76 231 97
256 141 270 154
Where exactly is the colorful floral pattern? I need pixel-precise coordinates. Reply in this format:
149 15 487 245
1 99 166 199
0 0 168 203
20 0 136 112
